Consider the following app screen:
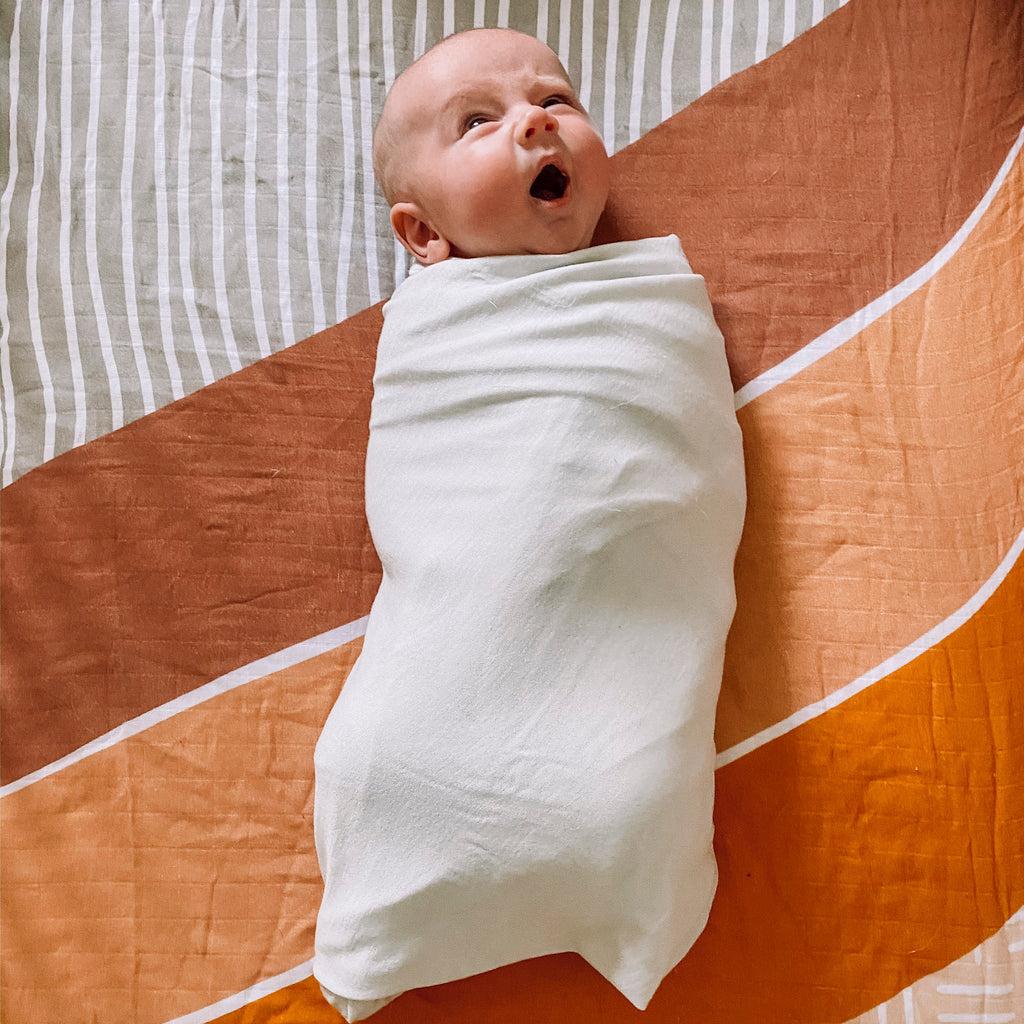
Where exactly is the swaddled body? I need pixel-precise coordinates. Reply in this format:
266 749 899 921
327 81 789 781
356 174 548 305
313 233 746 1017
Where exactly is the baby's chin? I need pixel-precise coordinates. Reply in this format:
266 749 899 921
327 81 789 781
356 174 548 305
455 215 601 260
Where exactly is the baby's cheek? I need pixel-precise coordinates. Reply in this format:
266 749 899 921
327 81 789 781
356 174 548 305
463 176 518 224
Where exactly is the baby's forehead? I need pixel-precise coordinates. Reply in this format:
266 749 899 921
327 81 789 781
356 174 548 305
388 33 571 143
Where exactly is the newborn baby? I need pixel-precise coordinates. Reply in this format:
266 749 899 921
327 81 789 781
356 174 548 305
313 26 746 1023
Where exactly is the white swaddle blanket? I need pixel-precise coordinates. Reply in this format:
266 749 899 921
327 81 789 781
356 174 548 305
313 234 746 1020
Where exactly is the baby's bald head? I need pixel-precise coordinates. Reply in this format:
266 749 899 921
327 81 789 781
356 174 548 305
371 27 609 263
371 28 568 209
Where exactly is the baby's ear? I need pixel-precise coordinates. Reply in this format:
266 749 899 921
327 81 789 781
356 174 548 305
390 203 451 265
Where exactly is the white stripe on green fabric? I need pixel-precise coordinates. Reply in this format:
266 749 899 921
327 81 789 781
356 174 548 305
120 0 157 416
152 0 186 406
244 0 272 360
60 0 89 444
25 0 56 461
177 0 213 383
210 0 243 372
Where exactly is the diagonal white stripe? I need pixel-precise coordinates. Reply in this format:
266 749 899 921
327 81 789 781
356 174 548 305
0 616 369 799
735 126 1024 411
161 958 315 1024
715 528 1024 769
25 0 58 464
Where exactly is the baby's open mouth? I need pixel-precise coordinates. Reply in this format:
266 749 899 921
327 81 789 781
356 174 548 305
529 163 570 201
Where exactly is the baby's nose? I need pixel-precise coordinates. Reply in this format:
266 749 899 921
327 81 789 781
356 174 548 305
517 105 557 143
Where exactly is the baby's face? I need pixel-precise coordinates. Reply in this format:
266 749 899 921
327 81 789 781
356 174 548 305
387 31 611 264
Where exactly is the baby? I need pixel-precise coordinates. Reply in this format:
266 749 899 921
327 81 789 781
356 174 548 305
313 25 746 1024
370 26 611 267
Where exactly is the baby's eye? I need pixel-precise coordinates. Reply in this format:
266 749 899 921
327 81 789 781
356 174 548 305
462 96 574 134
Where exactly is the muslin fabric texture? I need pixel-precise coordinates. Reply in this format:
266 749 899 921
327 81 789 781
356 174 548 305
313 234 746 1019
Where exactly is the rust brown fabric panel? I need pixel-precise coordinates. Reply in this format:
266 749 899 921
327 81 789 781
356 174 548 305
591 0 1024 389
1 310 381 784
3 0 1022 785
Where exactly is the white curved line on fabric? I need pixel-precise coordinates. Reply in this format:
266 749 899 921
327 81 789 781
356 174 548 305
0 616 369 800
714 526 1024 769
734 126 1024 412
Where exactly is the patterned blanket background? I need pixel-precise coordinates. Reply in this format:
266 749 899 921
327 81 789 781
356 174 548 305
2 0 1022 1021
